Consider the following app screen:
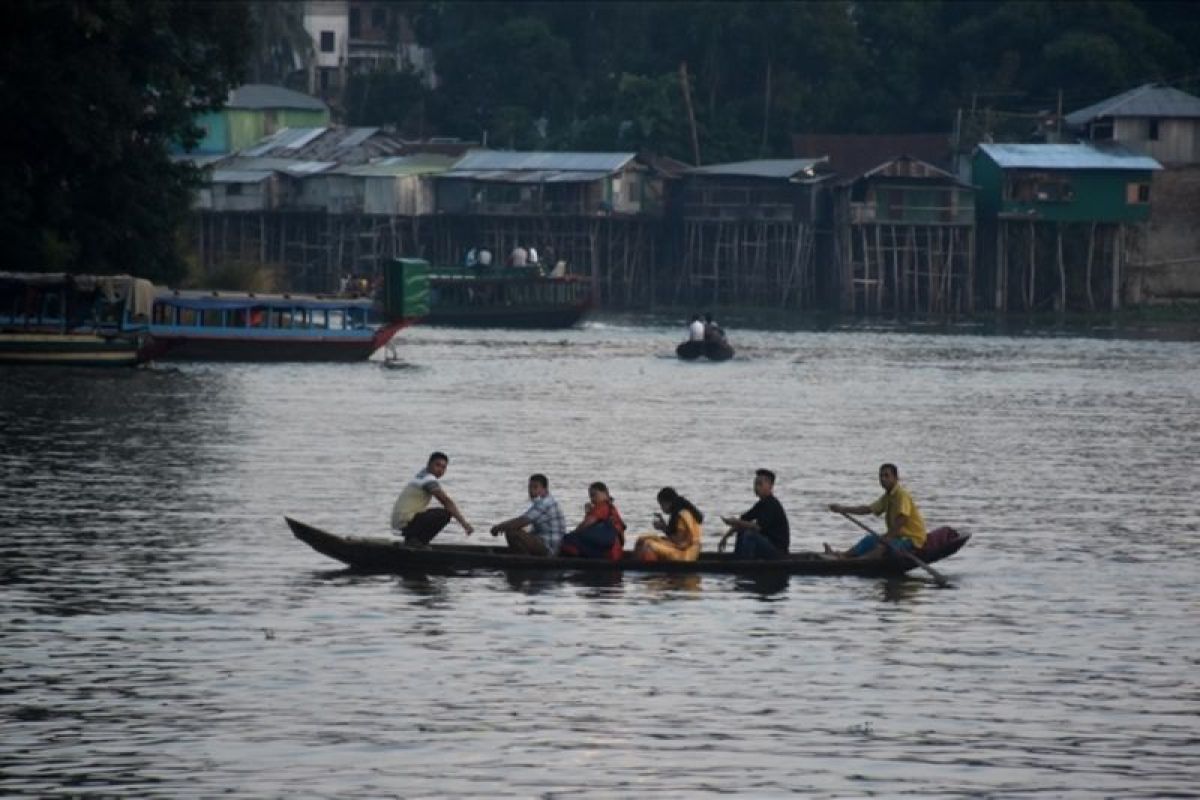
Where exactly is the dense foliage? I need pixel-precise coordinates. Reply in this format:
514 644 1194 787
0 0 249 281
352 1 1200 162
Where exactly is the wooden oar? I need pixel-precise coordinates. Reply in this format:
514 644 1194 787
840 511 950 587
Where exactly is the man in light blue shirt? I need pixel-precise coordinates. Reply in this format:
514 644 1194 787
490 473 566 556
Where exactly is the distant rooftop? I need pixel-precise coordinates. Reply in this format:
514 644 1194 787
689 158 828 180
977 143 1162 171
1065 84 1200 126
226 84 328 112
449 151 636 173
792 133 953 177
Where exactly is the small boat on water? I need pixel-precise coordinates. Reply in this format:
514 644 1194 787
0 271 161 366
287 516 969 577
424 265 593 328
676 339 735 361
149 259 429 361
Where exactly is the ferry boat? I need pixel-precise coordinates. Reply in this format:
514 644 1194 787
150 259 429 362
424 265 593 328
0 272 160 366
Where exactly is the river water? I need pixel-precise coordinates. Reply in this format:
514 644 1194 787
2 320 1198 798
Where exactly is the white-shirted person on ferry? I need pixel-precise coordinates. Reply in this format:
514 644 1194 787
391 451 474 545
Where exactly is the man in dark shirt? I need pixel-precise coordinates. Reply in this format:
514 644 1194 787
719 469 790 559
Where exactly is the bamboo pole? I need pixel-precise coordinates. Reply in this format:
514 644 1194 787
1056 224 1066 311
1085 221 1095 311
1027 220 1036 311
1111 223 1121 310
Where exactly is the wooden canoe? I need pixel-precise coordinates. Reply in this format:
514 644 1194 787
287 517 969 578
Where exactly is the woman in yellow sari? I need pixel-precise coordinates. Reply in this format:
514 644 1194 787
633 487 703 562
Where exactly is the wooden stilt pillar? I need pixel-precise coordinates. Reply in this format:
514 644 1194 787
1056 224 1065 312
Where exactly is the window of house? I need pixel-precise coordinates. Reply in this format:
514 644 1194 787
1148 119 1160 141
349 9 360 37
320 69 330 91
1126 182 1151 204
227 184 243 196
372 7 386 28
1091 119 1114 141
320 30 335 53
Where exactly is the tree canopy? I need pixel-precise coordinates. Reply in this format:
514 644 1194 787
349 0 1200 160
0 0 249 282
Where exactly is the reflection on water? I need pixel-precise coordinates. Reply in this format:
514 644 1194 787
2 321 1199 797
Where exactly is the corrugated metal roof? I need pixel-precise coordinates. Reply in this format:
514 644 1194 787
689 159 827 179
241 127 328 157
211 170 274 184
436 168 607 184
1065 84 1200 126
226 84 328 112
336 154 457 177
978 143 1162 171
449 150 636 173
221 157 336 176
336 127 380 149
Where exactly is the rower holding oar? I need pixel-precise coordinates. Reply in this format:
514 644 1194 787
825 463 926 560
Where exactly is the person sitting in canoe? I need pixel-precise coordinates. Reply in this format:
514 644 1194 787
824 463 927 559
633 487 703 562
559 481 626 560
490 473 568 556
391 451 474 545
719 469 790 560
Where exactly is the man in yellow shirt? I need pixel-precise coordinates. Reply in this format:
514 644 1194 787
825 463 926 559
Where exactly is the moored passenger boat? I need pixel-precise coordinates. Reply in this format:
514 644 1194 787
287 516 969 578
423 265 593 328
0 272 160 366
150 259 429 361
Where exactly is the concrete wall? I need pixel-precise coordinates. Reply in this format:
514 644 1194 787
1132 166 1200 301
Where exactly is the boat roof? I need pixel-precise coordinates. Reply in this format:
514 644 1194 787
155 288 374 310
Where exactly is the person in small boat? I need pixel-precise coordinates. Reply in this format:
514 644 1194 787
703 313 726 344
391 451 474 545
559 481 626 560
490 473 567 556
825 463 927 559
688 314 705 342
633 487 703 562
719 469 790 560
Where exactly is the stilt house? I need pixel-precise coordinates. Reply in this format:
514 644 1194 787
676 159 831 308
973 143 1162 311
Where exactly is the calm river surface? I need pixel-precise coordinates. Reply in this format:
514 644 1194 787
2 320 1198 798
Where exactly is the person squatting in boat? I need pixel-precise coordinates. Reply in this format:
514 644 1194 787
489 473 568 556
719 468 790 560
632 487 704 562
824 463 927 559
559 481 626 560
390 451 474 545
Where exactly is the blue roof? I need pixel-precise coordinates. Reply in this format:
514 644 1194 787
977 143 1161 171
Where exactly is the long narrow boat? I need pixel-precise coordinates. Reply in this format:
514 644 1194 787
0 272 161 366
149 259 429 362
287 517 969 577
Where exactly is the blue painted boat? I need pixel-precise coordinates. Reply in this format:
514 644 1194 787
0 272 161 366
150 260 430 362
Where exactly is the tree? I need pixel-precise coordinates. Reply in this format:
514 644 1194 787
0 0 250 283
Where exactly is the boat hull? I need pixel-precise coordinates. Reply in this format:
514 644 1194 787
287 517 969 577
0 331 156 367
155 334 380 362
676 340 735 361
425 303 590 329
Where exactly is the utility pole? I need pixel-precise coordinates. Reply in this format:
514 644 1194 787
679 62 701 166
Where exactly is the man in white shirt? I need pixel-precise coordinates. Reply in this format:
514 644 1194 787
510 245 528 268
688 314 705 342
478 248 493 268
391 451 474 545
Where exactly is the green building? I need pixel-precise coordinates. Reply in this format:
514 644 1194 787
973 143 1160 224
191 84 330 155
972 143 1162 312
